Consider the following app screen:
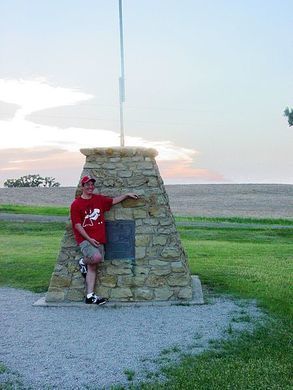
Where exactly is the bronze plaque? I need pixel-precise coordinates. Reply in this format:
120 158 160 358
104 220 135 260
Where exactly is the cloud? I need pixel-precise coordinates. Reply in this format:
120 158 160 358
158 161 226 184
0 78 225 185
0 78 93 117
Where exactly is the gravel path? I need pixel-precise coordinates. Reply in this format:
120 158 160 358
0 288 263 389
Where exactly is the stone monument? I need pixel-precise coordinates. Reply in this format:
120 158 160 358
46 147 195 303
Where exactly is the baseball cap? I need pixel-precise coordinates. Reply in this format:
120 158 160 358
80 176 96 185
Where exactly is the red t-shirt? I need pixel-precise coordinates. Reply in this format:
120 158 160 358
70 194 113 244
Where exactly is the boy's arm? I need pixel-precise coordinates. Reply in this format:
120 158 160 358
112 193 138 205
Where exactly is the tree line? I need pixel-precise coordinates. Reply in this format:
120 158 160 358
4 174 60 188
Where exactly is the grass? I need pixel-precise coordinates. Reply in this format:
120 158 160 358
0 203 69 216
181 228 293 318
0 221 65 292
175 215 293 226
145 322 293 390
0 210 292 389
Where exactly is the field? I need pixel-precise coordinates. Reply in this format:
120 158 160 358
0 183 292 218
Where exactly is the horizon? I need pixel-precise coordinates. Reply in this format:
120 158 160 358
1 182 292 189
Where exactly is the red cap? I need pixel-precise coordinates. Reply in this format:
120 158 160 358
80 176 96 185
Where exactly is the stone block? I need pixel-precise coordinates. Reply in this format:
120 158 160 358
96 286 111 299
135 246 146 259
111 259 132 266
148 206 167 217
149 259 170 267
66 289 84 301
102 162 124 169
111 287 133 299
171 262 187 273
157 195 168 205
106 265 132 275
152 267 171 276
135 225 157 234
103 179 116 187
142 169 157 176
133 288 154 300
114 208 133 219
147 177 159 186
49 274 71 288
122 198 146 208
154 287 173 300
178 286 193 300
45 290 65 302
133 209 147 218
158 226 177 234
99 275 117 287
143 218 159 226
146 274 166 287
127 176 149 187
133 263 149 271
161 247 181 258
167 274 190 287
147 246 163 257
160 217 173 226
136 162 153 170
67 263 77 273
117 275 146 287
117 170 132 178
153 236 168 246
135 235 150 246
84 162 101 169
70 277 84 288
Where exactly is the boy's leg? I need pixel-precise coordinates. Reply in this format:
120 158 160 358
79 241 104 294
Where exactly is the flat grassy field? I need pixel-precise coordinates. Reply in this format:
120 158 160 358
0 207 292 389
0 221 65 292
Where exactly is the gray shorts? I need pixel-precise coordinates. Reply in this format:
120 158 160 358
79 240 104 263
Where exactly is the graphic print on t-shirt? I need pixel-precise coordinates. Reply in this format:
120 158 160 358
83 208 101 227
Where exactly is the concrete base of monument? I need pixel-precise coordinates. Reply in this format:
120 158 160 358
33 275 204 307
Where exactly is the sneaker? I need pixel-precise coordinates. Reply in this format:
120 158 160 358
85 294 108 305
78 258 87 278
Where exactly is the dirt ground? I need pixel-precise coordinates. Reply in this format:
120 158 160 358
0 184 292 219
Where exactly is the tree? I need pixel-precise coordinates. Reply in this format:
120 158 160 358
284 107 293 127
4 174 60 188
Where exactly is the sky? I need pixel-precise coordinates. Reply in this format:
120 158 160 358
0 0 292 187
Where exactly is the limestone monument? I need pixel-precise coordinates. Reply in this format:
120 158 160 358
46 147 195 303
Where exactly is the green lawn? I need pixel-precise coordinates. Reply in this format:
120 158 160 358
0 221 65 292
182 228 293 318
0 203 69 216
0 216 292 389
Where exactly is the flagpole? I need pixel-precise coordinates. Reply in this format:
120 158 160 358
118 0 125 147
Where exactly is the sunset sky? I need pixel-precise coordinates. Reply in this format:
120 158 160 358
0 0 292 187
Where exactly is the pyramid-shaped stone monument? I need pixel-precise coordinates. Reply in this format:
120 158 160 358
46 147 196 303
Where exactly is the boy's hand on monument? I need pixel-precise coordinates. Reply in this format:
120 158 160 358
127 193 138 199
112 193 138 205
